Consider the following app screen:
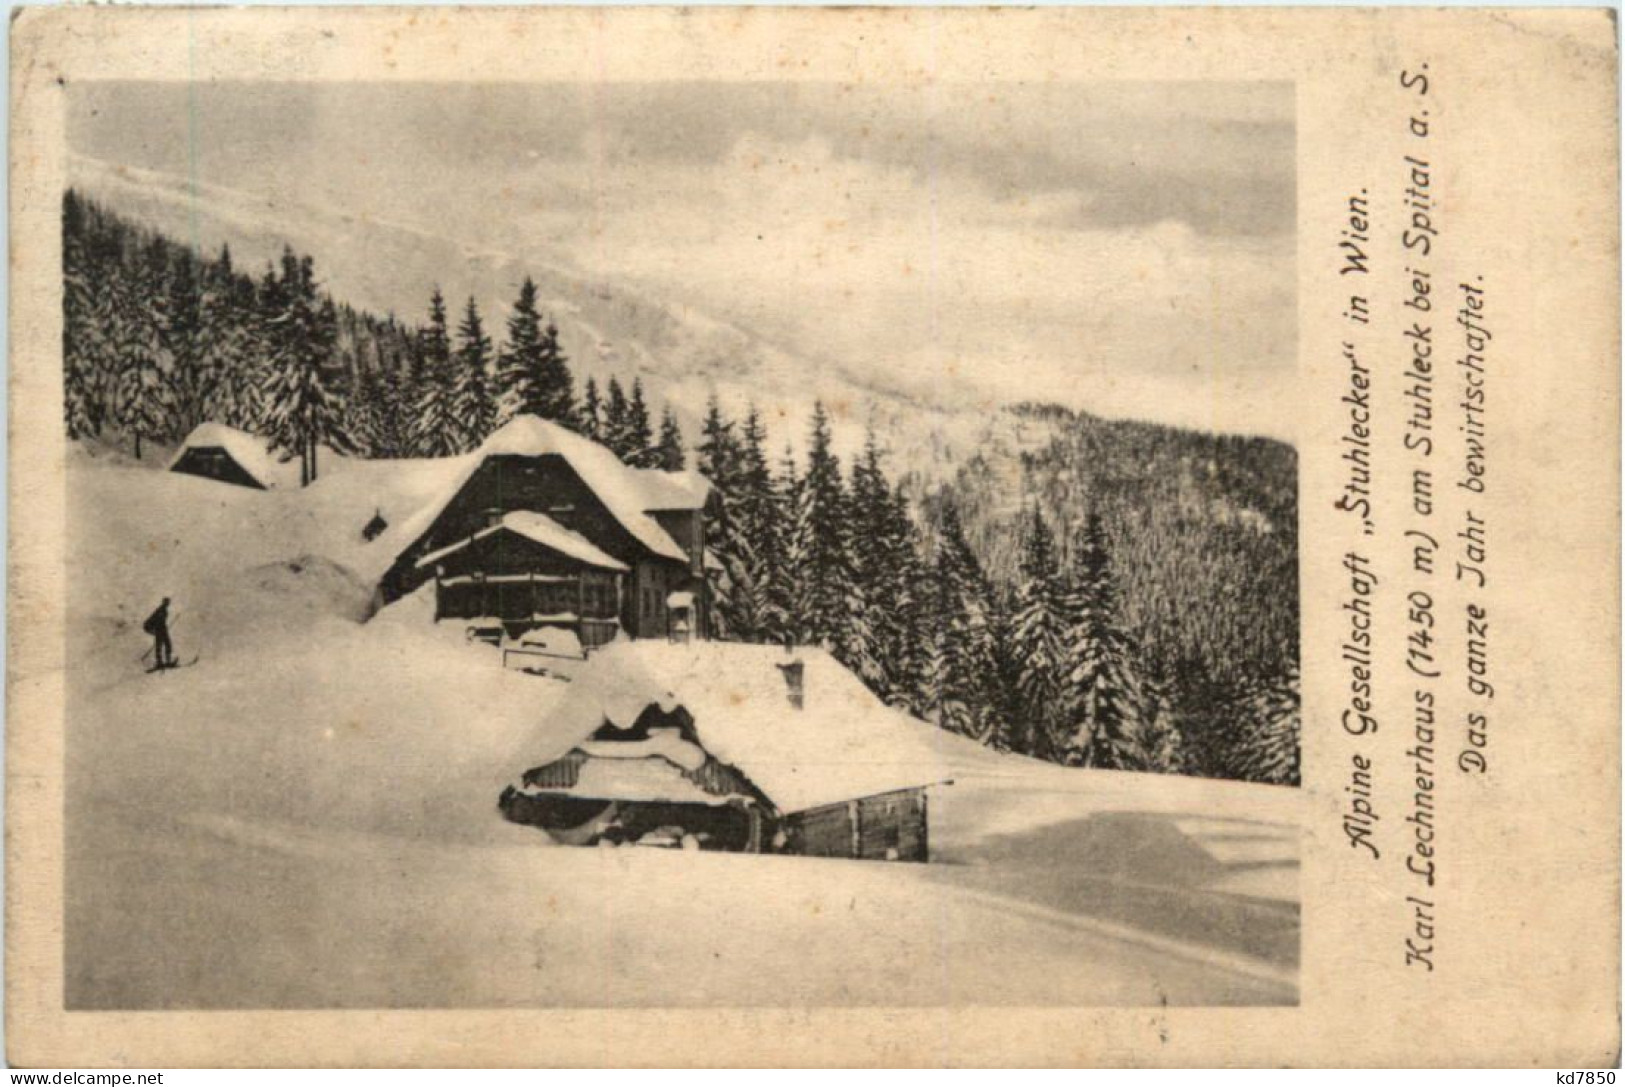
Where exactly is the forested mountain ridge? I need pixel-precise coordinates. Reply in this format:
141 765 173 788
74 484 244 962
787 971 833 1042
66 163 1033 479
925 403 1299 781
936 403 1296 686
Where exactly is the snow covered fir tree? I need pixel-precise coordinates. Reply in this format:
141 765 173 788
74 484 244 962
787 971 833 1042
60 189 1300 785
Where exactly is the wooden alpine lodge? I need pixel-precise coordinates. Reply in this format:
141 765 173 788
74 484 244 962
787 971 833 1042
168 422 300 491
377 415 717 647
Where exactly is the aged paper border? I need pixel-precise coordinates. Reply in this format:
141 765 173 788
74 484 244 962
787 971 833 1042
8 5 1620 1066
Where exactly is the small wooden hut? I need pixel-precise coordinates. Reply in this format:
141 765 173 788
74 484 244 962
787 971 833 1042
167 423 289 490
500 642 955 861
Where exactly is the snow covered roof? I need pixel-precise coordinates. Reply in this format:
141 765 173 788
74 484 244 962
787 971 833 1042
579 729 708 773
167 423 299 490
524 756 733 807
415 510 630 572
531 642 963 814
391 416 689 564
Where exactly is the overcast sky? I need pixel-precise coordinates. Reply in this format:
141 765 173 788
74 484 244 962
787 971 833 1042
69 81 1295 434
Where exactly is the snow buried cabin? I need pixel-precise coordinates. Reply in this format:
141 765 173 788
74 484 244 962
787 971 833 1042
168 423 298 490
500 641 953 861
379 416 716 646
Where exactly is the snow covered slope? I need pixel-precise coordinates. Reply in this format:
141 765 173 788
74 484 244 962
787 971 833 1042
65 453 1301 1009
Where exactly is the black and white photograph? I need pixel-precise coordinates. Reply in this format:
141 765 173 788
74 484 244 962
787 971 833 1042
59 76 1301 1010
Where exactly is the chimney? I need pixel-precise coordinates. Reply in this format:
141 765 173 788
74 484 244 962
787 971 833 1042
776 632 805 709
776 661 805 710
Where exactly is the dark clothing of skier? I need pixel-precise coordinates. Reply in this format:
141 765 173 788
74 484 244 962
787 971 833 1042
144 599 174 668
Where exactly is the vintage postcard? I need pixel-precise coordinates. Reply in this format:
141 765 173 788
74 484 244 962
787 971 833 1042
6 4 1618 1068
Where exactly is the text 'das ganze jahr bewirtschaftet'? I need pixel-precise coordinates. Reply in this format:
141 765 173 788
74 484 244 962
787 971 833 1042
1329 61 1496 976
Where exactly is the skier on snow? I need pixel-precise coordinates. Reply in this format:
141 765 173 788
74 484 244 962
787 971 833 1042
143 597 174 669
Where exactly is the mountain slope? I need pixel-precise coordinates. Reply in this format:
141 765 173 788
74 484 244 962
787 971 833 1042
70 155 1042 477
65 452 1299 1010
930 402 1298 778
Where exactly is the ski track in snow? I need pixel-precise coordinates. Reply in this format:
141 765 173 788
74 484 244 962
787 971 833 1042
65 454 1301 1009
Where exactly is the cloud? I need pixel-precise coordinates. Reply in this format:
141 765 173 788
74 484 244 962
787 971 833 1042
524 129 1293 415
68 80 1295 435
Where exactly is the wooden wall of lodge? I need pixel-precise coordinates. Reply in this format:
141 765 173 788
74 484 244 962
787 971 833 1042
431 527 622 647
782 787 930 863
